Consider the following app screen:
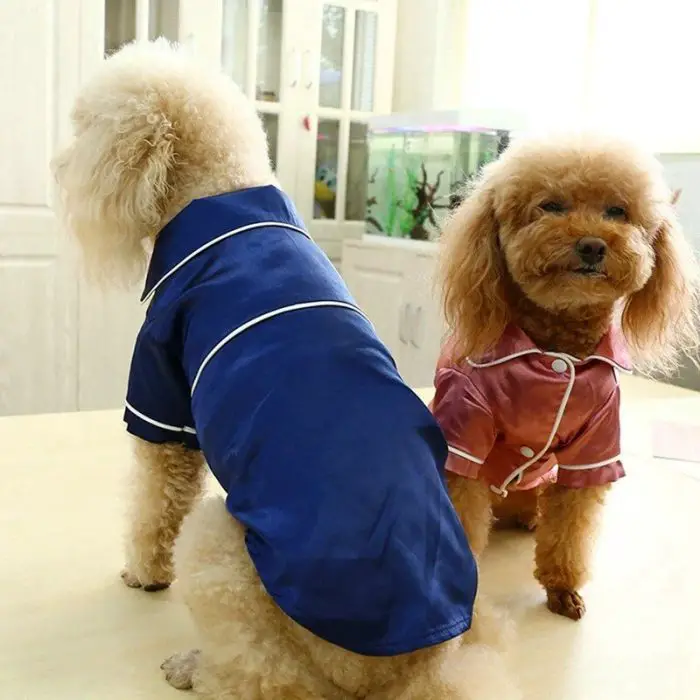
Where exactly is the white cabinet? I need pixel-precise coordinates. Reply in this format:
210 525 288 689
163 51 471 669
82 1 395 410
72 0 186 412
103 1 399 261
341 239 407 359
400 250 445 387
342 237 444 387
1 0 397 415
199 0 398 263
2 0 208 415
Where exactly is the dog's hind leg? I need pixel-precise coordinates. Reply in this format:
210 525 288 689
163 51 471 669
365 639 520 700
534 483 610 620
170 496 349 699
122 440 207 591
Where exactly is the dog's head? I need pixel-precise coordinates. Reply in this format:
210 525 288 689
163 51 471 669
439 134 699 373
51 40 273 286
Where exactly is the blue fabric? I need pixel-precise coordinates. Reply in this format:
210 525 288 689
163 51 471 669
124 185 477 656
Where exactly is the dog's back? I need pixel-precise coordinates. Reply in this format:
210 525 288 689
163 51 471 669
124 181 479 658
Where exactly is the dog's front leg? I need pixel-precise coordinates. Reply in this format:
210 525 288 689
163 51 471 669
446 472 494 559
534 483 610 620
121 439 207 591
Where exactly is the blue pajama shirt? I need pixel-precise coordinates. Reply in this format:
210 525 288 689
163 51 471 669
124 184 477 656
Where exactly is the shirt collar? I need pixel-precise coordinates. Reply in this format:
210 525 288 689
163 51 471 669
141 185 308 303
470 324 633 372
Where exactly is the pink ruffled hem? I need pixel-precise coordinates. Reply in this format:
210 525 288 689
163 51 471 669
556 461 625 488
445 454 625 491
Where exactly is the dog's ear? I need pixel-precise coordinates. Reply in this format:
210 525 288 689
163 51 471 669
52 103 177 286
437 176 509 361
622 202 699 374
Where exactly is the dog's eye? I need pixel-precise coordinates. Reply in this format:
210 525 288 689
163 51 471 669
540 201 566 214
604 206 627 220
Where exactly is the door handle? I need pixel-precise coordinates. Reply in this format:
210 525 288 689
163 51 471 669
289 48 300 87
410 305 422 348
399 303 410 344
302 49 313 89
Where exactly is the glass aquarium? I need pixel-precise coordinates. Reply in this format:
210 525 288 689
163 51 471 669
365 111 514 241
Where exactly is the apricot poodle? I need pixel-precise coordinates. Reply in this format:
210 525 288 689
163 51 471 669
432 135 699 620
51 40 519 699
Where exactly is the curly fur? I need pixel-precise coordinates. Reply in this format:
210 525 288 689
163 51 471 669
52 40 520 699
438 133 700 620
439 134 699 375
171 497 519 700
52 40 274 286
121 441 207 590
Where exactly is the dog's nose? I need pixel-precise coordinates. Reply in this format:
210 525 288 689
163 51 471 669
575 237 607 266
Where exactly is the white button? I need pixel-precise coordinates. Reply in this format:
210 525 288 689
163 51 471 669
520 446 535 458
551 358 569 374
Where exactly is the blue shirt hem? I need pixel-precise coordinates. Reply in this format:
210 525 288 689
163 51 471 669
269 594 473 657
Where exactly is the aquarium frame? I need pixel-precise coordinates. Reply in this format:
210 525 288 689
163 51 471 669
367 109 526 135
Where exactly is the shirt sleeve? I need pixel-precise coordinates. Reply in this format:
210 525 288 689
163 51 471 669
555 385 624 488
123 328 200 450
431 367 496 477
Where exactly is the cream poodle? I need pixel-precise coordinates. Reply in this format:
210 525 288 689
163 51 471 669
52 40 519 700
431 134 698 620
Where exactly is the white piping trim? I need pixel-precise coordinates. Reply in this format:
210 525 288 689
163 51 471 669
190 301 368 395
125 401 197 435
559 455 621 470
556 352 580 362
586 355 633 374
466 341 630 495
467 349 631 373
142 222 311 304
497 352 577 493
467 350 540 368
448 445 485 465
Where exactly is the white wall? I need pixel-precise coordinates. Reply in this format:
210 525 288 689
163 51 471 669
392 0 590 129
586 0 700 152
460 0 591 131
391 0 440 112
393 0 700 152
392 0 468 113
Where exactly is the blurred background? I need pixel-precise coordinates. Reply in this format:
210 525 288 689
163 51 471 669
1 0 698 417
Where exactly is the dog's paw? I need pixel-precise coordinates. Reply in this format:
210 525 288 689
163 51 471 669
546 588 586 620
120 568 171 592
161 649 200 690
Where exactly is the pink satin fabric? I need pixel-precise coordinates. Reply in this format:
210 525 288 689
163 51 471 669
431 325 631 496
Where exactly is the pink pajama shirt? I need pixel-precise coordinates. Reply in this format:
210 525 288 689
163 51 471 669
431 325 631 496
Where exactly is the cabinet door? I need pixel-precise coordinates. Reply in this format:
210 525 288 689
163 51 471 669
216 0 302 196
104 0 181 53
296 0 397 263
401 251 444 388
341 242 408 363
76 0 184 411
0 0 82 415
